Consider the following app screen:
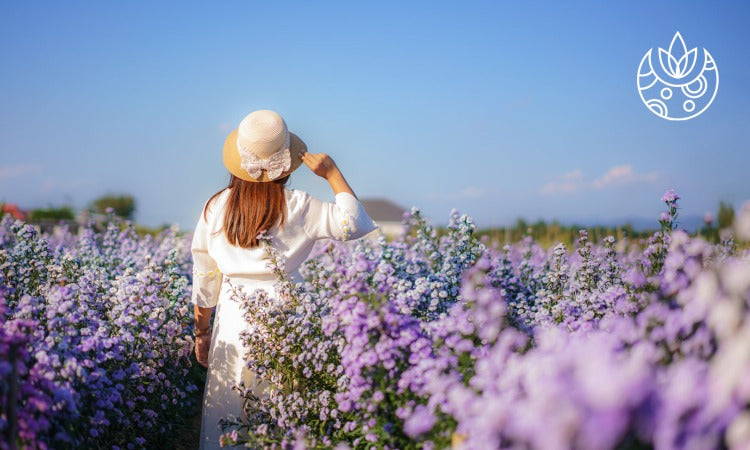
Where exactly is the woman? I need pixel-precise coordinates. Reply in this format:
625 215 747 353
190 110 376 449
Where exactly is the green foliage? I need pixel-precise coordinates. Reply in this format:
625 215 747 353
718 201 735 229
477 219 652 248
698 201 744 246
480 200 747 249
90 194 136 220
135 223 173 237
29 206 75 220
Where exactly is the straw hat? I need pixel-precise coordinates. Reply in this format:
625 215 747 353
222 110 307 182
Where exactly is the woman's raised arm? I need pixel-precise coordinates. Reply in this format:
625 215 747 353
300 152 357 198
300 152 377 240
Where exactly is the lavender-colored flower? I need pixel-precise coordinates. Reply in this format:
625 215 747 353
403 404 436 438
8 190 745 449
0 215 196 448
661 189 680 203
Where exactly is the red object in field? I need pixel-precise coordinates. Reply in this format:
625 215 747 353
1 203 27 221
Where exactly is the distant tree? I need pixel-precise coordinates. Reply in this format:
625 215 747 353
718 201 735 229
29 206 75 221
91 194 136 220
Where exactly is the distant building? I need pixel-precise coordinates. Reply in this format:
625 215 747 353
0 203 112 234
1 203 27 221
361 198 408 239
77 210 110 226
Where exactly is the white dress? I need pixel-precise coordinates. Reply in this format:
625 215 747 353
190 188 376 450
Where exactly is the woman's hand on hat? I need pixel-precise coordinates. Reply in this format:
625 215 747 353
302 152 357 198
301 152 339 180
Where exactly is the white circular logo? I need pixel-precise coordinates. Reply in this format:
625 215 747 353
637 32 719 121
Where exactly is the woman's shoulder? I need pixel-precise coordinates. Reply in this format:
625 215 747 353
284 188 312 211
285 188 312 202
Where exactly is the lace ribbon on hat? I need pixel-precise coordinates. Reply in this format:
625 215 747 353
238 134 292 180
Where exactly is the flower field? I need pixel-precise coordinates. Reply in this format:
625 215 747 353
0 216 199 449
2 192 750 449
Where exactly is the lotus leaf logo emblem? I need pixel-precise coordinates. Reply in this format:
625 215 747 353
637 32 719 121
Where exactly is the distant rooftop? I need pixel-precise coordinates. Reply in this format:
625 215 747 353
361 198 408 223
1 203 27 221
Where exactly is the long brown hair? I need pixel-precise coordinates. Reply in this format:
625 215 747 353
204 174 289 248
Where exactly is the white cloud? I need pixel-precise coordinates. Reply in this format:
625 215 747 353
561 168 583 180
456 186 486 199
540 165 659 196
41 177 97 193
425 186 491 201
591 164 658 189
540 180 581 196
510 96 533 109
0 163 41 182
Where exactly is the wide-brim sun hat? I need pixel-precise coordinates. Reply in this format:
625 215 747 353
223 110 307 182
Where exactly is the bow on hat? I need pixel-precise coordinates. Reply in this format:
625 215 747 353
238 136 292 181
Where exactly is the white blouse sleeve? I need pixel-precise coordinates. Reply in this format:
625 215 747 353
190 207 222 308
303 192 378 241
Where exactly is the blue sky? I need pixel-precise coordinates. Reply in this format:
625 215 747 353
1 1 749 230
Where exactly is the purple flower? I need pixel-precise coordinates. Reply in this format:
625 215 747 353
403 404 436 438
661 189 680 203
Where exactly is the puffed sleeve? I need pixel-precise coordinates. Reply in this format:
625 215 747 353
303 192 378 241
190 207 222 308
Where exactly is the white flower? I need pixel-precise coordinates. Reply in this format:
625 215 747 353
709 323 750 407
727 411 750 450
720 260 750 298
707 300 742 341
735 201 750 241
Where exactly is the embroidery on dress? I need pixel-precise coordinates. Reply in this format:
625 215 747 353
341 215 352 240
193 267 220 278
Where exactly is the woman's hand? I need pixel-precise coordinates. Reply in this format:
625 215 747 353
195 332 211 368
301 152 357 197
301 152 339 180
193 305 213 368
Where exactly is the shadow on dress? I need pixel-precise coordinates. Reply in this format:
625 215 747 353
199 297 275 449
